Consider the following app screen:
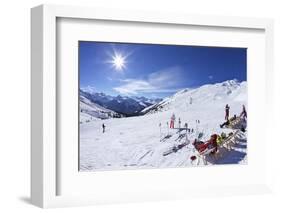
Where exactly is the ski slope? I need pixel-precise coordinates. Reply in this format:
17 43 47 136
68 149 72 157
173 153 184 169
79 80 247 171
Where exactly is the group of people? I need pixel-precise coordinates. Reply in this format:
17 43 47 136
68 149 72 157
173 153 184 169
193 134 218 154
220 104 247 128
101 103 247 151
224 104 247 121
168 113 195 133
193 104 247 155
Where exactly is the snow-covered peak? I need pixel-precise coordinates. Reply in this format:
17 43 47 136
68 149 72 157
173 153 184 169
142 79 247 115
174 79 243 97
217 79 240 88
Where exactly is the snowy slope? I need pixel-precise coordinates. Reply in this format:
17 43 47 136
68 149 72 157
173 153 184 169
141 79 246 114
80 80 247 171
80 95 122 123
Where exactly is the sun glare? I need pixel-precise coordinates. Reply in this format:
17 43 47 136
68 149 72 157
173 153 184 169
106 49 128 71
112 54 125 70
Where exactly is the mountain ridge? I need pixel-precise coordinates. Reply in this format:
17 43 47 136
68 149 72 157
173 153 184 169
80 89 162 116
141 79 246 115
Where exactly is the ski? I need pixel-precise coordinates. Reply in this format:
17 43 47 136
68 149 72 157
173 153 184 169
163 141 189 156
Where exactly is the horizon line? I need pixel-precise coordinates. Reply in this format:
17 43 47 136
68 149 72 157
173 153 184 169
80 79 247 99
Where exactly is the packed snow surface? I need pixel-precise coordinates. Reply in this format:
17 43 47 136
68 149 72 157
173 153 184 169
79 80 247 171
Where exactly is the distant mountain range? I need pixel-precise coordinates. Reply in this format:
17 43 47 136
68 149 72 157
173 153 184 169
80 94 123 123
80 89 162 118
80 79 246 121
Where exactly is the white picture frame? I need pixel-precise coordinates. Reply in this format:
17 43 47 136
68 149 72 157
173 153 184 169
31 4 274 208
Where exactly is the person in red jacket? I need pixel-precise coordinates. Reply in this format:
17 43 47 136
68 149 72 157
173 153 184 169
225 104 230 121
170 113 176 129
193 134 218 153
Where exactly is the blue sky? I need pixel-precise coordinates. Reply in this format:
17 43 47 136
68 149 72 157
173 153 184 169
79 41 246 98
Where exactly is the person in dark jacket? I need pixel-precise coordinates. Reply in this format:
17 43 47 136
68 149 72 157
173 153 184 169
225 104 230 121
102 123 106 133
240 104 247 119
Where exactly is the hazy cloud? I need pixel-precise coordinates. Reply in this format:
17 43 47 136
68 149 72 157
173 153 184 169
113 66 185 95
81 85 96 94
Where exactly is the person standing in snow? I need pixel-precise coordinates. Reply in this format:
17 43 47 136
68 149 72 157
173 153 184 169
225 104 230 121
184 123 188 134
102 123 106 133
178 118 181 128
170 113 176 129
240 104 247 119
189 97 193 104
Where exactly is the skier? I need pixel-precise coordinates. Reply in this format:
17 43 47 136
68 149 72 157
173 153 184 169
225 104 230 121
170 113 176 129
178 118 181 128
102 123 106 133
240 104 247 119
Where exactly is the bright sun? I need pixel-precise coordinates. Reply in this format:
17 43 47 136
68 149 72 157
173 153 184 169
107 50 128 71
112 54 125 70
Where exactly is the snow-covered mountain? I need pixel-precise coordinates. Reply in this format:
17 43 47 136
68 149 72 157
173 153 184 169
80 89 162 116
141 79 246 115
80 93 123 122
80 79 248 171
